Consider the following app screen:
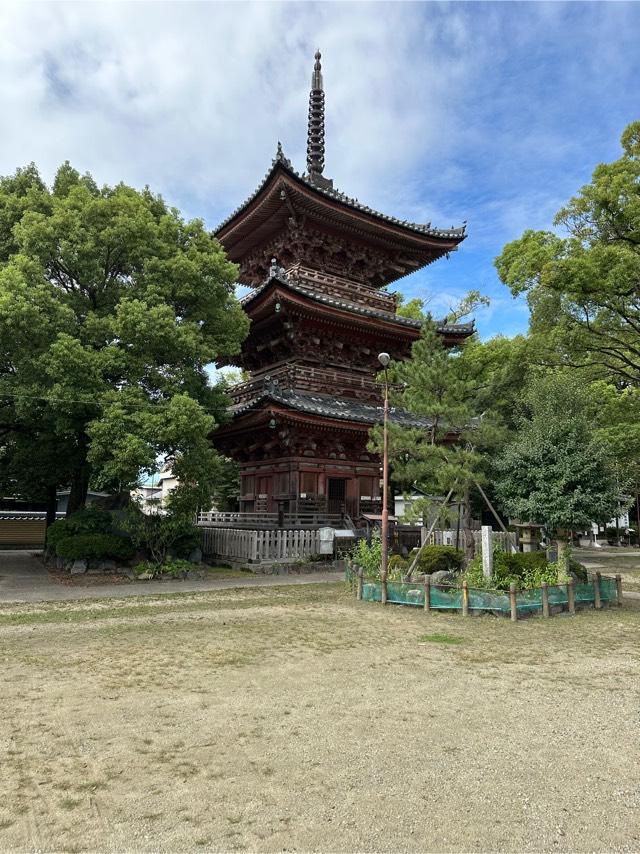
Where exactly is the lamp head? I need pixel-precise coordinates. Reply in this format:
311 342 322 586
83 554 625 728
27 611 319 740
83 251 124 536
378 352 390 369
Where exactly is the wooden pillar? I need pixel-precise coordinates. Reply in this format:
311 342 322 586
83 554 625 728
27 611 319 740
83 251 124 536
567 577 575 615
424 575 431 612
616 574 623 606
381 576 388 605
541 581 550 618
594 571 601 609
462 580 469 616
509 582 517 622
357 565 363 600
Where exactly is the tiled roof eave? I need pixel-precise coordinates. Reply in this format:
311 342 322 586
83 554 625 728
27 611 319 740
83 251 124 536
240 275 475 336
214 148 467 242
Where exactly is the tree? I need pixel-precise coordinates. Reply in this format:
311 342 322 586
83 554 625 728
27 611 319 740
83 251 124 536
495 121 640 386
0 162 249 517
371 315 498 563
494 374 620 569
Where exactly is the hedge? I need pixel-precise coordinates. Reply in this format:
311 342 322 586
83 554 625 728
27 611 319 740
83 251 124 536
55 533 135 562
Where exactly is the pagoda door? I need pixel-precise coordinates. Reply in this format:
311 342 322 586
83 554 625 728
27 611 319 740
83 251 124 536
327 478 347 515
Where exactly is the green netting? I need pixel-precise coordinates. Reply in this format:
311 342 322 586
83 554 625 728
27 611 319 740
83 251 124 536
387 581 425 606
429 586 464 610
468 589 511 612
355 570 618 616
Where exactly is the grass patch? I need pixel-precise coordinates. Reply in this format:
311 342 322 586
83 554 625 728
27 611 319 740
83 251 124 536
418 632 465 645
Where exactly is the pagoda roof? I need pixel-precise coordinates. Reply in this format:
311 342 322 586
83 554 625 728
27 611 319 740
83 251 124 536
229 385 432 430
242 272 475 339
214 148 466 280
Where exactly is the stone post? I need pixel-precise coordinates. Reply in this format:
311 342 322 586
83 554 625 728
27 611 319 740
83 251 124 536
481 525 493 578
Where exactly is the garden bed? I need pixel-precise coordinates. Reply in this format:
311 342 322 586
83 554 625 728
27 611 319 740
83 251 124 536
346 563 621 619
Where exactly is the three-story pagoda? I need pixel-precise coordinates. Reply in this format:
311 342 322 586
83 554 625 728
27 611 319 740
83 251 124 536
213 52 472 520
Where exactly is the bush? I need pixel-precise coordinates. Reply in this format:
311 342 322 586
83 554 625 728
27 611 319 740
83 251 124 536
461 549 586 592
414 545 464 575
134 558 192 579
388 555 408 572
55 533 134 562
47 507 113 553
123 506 200 563
350 532 382 578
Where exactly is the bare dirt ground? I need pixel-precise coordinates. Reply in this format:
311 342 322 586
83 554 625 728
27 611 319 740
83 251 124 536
580 546 640 592
0 583 639 853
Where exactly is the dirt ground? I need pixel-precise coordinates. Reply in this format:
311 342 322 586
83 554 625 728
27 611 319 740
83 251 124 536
1 582 639 853
580 546 640 592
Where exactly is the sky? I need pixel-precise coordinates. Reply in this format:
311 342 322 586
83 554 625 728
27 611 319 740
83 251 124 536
1 1 639 339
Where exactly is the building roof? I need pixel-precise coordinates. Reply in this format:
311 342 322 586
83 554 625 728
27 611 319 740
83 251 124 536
216 146 467 243
242 271 475 337
230 385 433 430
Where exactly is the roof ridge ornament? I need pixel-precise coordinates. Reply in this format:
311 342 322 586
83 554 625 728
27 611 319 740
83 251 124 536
306 50 333 190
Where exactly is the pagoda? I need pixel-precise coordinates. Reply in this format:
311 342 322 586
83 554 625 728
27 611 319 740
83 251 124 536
213 52 472 519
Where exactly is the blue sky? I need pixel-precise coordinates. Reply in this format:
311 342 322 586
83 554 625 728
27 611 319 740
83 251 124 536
1 1 639 340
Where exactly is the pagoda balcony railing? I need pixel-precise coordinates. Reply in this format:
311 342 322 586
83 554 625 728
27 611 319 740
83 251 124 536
286 264 398 314
228 364 402 406
197 510 351 530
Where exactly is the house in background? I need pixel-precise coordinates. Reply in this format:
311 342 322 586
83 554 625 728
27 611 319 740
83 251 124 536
131 466 179 513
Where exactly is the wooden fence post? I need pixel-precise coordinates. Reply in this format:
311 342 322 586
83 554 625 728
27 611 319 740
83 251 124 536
462 581 469 616
616 574 623 606
567 577 575 615
509 582 517 622
541 582 550 618
424 575 431 612
381 576 388 605
593 571 601 609
357 565 363 600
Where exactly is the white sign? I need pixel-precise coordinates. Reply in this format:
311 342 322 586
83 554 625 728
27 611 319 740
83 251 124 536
481 526 493 578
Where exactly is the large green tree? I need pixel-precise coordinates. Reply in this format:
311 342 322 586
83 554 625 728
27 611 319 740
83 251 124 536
0 162 248 518
495 121 640 386
495 374 619 566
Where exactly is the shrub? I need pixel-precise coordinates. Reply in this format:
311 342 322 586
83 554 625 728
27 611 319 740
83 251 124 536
134 558 192 579
388 555 408 572
123 506 200 563
350 532 382 578
55 533 134 562
461 549 585 591
47 507 113 553
414 545 464 575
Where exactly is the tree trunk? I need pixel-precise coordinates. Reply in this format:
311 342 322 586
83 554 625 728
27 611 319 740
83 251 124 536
66 438 90 516
463 484 475 565
45 484 58 530
556 534 569 581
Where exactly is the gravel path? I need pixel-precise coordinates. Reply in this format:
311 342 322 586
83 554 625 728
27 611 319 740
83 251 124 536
0 550 342 604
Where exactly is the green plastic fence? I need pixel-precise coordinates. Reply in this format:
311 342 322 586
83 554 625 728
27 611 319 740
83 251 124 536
348 564 618 617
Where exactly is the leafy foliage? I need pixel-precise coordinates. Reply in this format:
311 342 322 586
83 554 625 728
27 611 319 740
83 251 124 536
495 121 640 387
412 545 464 575
46 507 113 552
495 374 620 535
123 503 200 563
350 532 383 578
54 533 134 561
134 558 193 579
0 161 248 514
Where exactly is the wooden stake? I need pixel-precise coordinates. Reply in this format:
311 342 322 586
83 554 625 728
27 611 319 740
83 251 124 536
567 577 575 615
356 565 363 601
616 573 623 606
541 582 550 618
406 487 455 579
462 581 469 616
424 575 431 612
473 479 518 553
509 582 517 622
593 571 601 609
381 578 388 605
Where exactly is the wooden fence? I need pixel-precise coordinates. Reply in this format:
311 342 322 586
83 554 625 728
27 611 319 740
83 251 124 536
197 511 347 530
201 527 321 563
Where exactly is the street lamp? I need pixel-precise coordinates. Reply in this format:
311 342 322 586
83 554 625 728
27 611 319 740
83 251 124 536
378 352 390 604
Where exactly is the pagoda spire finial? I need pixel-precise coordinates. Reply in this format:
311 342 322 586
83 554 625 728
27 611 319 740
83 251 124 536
306 49 330 186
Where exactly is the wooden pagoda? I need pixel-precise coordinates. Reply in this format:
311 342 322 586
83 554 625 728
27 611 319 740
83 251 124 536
213 51 472 520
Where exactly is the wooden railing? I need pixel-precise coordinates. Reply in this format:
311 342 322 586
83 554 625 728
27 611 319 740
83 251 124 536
286 264 397 313
201 527 322 563
228 364 393 405
197 511 350 530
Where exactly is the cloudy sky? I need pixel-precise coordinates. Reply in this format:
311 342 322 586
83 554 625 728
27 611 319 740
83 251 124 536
1 1 639 338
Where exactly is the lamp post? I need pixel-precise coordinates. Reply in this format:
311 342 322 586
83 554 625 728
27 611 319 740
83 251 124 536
378 352 390 604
